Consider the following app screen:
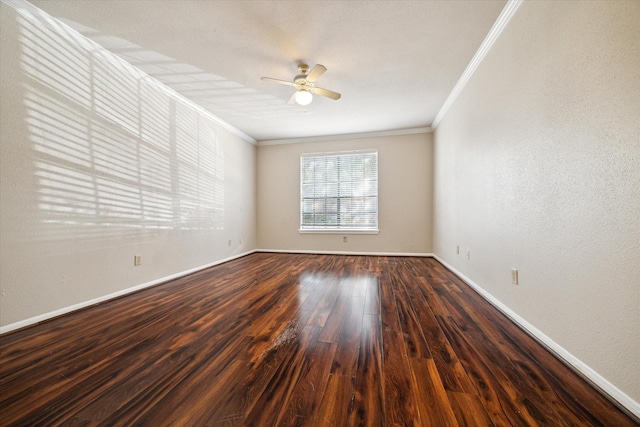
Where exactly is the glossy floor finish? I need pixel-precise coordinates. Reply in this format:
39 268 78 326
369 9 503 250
0 253 636 426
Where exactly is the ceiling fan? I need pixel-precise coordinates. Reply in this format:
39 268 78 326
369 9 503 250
261 64 341 106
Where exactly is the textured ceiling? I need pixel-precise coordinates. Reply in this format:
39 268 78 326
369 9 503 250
30 0 507 142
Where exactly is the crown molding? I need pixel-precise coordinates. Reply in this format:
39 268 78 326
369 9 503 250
257 126 432 146
431 0 523 129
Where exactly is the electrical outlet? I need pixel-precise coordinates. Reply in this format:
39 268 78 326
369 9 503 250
512 269 519 285
134 255 141 266
228 240 232 246
343 236 348 243
239 237 242 244
456 245 460 255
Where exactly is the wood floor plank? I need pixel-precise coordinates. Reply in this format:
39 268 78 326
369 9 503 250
436 313 547 426
379 270 401 333
104 334 253 426
205 324 307 423
305 280 340 328
87 319 252 425
317 286 354 344
279 340 337 426
382 329 422 427
363 276 381 315
395 260 475 394
245 325 321 427
409 358 459 427
390 274 432 359
437 288 581 425
447 391 495 427
329 296 364 377
0 253 636 427
314 373 355 427
352 314 385 427
424 257 637 427
427 274 571 425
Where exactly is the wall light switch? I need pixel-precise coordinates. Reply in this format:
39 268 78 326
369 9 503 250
134 255 141 266
512 269 519 285
343 236 348 243
456 245 460 255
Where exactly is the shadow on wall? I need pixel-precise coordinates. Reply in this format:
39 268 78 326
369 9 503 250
16 4 228 244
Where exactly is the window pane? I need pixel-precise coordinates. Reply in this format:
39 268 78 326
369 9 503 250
300 151 378 230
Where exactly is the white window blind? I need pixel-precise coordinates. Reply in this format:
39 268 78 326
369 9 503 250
300 150 378 231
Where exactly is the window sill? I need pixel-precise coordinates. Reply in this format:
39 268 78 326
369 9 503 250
299 229 380 235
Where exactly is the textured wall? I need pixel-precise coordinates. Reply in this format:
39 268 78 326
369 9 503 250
433 0 639 403
257 133 433 254
0 3 256 328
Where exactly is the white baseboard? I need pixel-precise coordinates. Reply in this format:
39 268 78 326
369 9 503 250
432 254 640 421
258 248 434 257
0 250 257 335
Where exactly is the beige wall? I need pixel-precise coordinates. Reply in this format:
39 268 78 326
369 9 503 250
0 3 257 329
433 0 639 404
257 133 433 254
2 0 638 414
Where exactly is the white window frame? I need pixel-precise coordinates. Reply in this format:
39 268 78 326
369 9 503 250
299 149 379 234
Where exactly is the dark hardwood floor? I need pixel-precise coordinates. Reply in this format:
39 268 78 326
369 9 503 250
0 253 637 426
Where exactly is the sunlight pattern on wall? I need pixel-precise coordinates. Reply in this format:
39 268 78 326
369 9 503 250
16 5 225 240
54 17 303 123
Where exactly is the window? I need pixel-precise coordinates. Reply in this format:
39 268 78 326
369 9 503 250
300 150 378 232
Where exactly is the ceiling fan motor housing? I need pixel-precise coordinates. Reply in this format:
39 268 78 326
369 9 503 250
298 64 310 74
294 64 311 87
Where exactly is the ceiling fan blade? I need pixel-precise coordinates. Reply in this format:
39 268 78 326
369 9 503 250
311 86 341 100
261 76 297 87
287 92 297 104
306 64 327 83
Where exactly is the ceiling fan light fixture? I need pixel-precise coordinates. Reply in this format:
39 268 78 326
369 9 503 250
295 89 313 106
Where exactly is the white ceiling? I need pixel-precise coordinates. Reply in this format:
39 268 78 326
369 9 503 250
30 0 507 142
